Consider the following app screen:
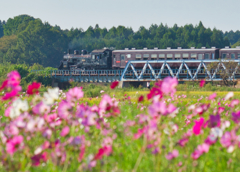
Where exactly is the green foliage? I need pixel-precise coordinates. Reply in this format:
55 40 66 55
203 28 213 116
0 20 5 38
0 63 54 91
0 15 234 68
224 30 240 45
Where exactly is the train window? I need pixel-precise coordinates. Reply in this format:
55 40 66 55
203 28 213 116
191 54 197 58
143 54 149 58
113 57 116 65
212 53 215 59
92 55 95 59
167 54 172 60
198 54 203 60
204 53 210 59
151 54 157 60
121 54 125 60
159 54 165 58
222 53 227 59
238 54 240 59
175 54 181 58
136 54 141 59
127 54 131 58
183 53 189 59
231 53 235 59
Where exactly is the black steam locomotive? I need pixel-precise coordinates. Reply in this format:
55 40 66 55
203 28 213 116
58 49 112 70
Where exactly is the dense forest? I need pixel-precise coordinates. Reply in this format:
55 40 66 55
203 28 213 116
0 15 240 67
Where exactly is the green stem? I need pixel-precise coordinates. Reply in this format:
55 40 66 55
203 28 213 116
132 135 147 172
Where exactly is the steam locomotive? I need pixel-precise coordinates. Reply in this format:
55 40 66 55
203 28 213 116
58 46 240 70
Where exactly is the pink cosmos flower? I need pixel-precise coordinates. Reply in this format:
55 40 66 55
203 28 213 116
32 101 50 115
191 149 202 160
194 104 210 115
230 99 239 108
7 71 21 87
60 126 70 137
66 87 84 103
166 149 179 160
199 80 205 87
99 94 120 116
6 135 24 155
220 131 236 148
193 118 205 135
2 86 22 100
94 146 112 160
134 127 147 139
110 81 119 89
161 77 178 95
58 101 72 119
147 87 163 100
77 105 97 126
218 107 225 114
4 106 12 117
0 79 8 90
197 143 210 154
178 138 189 147
208 93 217 100
148 101 176 117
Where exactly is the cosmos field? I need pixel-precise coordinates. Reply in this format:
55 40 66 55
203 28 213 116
1 71 240 172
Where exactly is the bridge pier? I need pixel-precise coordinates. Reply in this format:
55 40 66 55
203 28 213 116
118 81 148 88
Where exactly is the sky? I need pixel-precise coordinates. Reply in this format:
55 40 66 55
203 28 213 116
1 0 239 32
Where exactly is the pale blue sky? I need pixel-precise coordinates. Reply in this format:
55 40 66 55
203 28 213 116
1 0 239 32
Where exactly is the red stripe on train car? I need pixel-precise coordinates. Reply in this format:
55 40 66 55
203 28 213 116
116 61 120 63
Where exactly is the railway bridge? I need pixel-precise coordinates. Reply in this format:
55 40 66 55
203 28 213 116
31 60 240 88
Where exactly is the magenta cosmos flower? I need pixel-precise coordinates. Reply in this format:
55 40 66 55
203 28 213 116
199 80 205 87
193 118 205 135
6 135 24 155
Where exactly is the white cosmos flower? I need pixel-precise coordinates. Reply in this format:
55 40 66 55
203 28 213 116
227 145 234 153
43 87 59 105
9 99 29 118
210 127 223 138
224 92 234 101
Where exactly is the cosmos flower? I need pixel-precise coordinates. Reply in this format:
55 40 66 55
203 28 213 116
9 99 29 118
27 82 41 95
110 81 119 89
165 149 179 160
66 87 84 103
193 118 205 135
60 126 70 137
199 80 205 87
6 135 24 155
43 87 59 105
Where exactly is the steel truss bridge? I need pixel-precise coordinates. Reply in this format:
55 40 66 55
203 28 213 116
32 60 240 83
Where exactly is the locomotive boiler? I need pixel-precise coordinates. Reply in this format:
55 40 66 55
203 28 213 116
58 48 112 70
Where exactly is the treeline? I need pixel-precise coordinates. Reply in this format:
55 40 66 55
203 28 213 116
0 15 240 67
